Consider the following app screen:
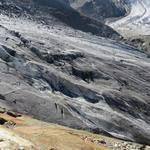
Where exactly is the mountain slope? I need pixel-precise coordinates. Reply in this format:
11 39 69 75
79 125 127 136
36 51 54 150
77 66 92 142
0 0 119 39
0 110 146 150
65 0 129 21
0 0 150 146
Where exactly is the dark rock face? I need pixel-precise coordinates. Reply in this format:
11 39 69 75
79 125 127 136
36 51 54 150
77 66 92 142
0 0 150 146
66 0 130 21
